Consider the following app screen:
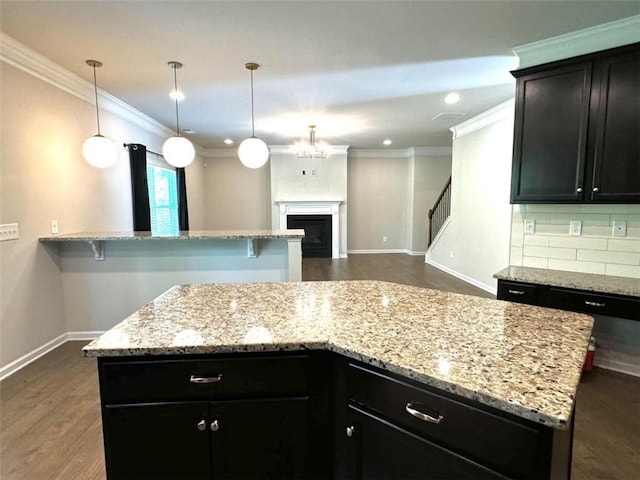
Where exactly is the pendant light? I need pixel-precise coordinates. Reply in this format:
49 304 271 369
82 60 118 168
162 61 195 168
238 63 269 169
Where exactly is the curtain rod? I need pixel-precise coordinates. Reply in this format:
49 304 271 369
123 143 162 158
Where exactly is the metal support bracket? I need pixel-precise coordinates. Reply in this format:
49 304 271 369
88 240 105 261
247 239 257 258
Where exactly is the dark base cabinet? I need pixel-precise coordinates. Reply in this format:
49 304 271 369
98 352 332 480
497 279 640 321
97 351 573 479
333 359 573 480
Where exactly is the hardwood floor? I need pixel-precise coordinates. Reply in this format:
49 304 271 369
1 254 638 479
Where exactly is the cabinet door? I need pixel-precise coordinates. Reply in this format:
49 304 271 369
102 402 212 480
591 48 640 202
344 405 504 480
210 397 310 479
511 63 592 203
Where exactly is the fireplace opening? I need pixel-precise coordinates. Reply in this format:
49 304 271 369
287 214 332 258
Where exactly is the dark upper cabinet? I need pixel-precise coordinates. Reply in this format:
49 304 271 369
511 43 640 204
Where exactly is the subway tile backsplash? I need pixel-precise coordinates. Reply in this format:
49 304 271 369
511 205 640 279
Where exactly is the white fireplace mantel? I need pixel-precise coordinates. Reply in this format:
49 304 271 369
276 200 343 259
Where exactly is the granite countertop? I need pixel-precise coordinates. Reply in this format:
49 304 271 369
84 280 594 429
39 229 305 241
494 266 640 298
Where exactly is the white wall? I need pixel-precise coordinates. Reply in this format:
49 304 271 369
427 101 515 293
270 147 349 257
201 151 271 229
0 56 206 372
348 149 452 254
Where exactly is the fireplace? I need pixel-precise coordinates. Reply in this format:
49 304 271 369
287 215 332 257
275 200 342 259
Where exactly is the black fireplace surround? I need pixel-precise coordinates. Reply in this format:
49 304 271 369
287 215 332 258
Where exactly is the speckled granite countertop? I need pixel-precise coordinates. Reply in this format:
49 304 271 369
494 266 640 297
39 229 305 241
84 280 593 429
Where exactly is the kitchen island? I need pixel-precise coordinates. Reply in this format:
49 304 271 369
84 280 594 479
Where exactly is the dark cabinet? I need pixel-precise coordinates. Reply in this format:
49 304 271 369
98 353 328 480
496 279 640 321
344 405 502 480
334 360 572 480
511 43 640 204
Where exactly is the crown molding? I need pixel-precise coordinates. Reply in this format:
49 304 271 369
411 146 452 157
348 147 451 159
513 15 640 68
0 32 174 138
450 99 514 140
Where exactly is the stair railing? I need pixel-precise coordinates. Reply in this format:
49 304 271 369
428 176 451 248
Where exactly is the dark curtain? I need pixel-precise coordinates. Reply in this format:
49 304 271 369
128 143 151 231
176 168 189 231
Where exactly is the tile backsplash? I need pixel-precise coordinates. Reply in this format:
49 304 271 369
510 204 640 279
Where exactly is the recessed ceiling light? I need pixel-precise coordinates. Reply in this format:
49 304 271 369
224 138 234 145
169 89 185 101
444 92 461 105
383 139 392 146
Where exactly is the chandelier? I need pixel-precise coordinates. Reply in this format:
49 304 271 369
296 125 328 159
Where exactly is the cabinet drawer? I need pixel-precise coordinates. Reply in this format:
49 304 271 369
497 280 538 304
100 354 309 404
548 288 639 321
347 363 546 479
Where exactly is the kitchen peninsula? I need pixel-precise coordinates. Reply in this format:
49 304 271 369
84 280 594 479
39 230 304 334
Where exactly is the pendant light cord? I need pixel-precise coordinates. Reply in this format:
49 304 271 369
173 65 181 136
92 64 101 135
250 68 256 137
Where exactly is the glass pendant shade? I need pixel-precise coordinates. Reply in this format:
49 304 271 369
82 134 118 168
238 136 269 169
163 135 196 168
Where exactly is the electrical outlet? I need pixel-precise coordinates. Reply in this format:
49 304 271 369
524 219 535 234
0 223 19 242
569 220 582 236
449 250 454 259
612 220 627 237
50 219 59 234
382 236 388 242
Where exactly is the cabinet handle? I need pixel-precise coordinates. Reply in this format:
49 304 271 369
346 425 355 437
405 403 443 424
190 374 223 384
576 187 583 193
197 420 207 431
585 300 605 307
593 187 599 193
508 289 525 295
210 420 220 432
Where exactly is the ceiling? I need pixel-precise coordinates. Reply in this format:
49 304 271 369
1 1 639 150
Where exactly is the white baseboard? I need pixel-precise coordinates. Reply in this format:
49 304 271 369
594 357 640 377
425 258 497 296
0 331 104 382
347 249 411 255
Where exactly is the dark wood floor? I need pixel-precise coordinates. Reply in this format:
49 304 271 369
1 254 638 479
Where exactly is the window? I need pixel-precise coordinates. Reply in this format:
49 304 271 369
128 143 189 234
147 162 179 236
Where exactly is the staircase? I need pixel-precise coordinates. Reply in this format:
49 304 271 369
428 176 451 248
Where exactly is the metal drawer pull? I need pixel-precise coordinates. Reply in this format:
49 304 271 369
508 289 525 295
190 374 223 384
210 420 220 432
405 403 443 424
585 301 605 307
346 426 355 437
197 420 207 431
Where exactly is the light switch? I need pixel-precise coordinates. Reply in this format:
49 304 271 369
0 223 19 241
524 219 535 234
612 221 627 237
